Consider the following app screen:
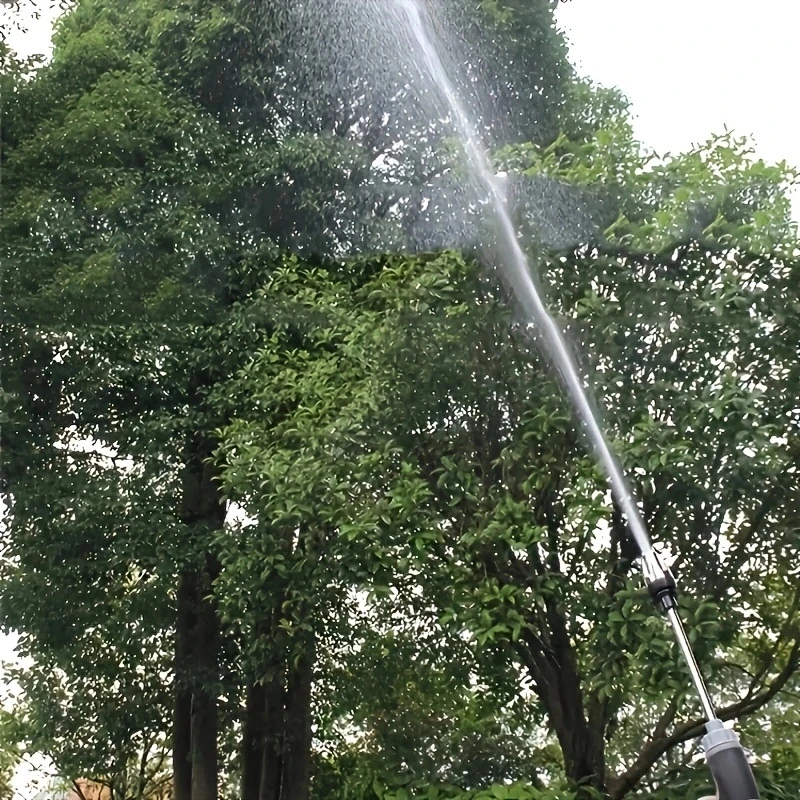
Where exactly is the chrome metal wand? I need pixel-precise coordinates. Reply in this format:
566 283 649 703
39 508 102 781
640 551 760 800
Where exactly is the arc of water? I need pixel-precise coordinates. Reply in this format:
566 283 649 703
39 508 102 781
392 0 654 558
389 0 733 733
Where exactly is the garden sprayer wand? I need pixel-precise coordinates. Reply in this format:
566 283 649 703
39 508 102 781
639 547 760 799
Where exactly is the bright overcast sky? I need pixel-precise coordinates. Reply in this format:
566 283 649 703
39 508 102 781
555 0 800 220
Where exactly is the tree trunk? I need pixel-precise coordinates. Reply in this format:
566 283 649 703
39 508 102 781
242 683 267 800
177 433 226 800
280 639 315 800
558 713 606 799
191 569 220 800
487 519 609 796
549 619 606 792
516 605 608 797
173 572 196 800
259 673 285 800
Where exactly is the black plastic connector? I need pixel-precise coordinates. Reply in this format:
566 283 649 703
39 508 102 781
641 551 679 613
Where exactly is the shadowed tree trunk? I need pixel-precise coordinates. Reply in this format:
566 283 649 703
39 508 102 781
515 620 607 799
177 432 226 800
242 682 267 800
244 527 318 800
173 572 196 800
478 470 610 797
279 637 315 800
259 672 285 800
251 637 316 800
191 562 221 800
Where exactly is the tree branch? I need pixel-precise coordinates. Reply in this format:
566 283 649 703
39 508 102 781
71 780 89 800
746 583 800 698
609 636 800 799
137 736 154 800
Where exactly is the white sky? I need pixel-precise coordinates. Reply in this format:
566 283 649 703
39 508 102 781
557 0 799 164
1 0 798 794
555 0 800 219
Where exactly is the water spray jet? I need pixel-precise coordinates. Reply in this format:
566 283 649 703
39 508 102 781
390 1 762 797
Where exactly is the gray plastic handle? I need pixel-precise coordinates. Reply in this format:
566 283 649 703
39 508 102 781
702 722 759 800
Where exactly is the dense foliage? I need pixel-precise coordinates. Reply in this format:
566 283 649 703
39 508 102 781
1 1 799 800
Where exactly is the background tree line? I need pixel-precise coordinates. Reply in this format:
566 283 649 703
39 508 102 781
1 1 799 799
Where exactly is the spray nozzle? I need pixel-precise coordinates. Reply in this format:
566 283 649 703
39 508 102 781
641 550 679 613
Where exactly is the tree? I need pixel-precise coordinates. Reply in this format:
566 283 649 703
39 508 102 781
1 19 241 799
0 711 20 800
3 2 584 798
216 125 800 798
3 1 799 799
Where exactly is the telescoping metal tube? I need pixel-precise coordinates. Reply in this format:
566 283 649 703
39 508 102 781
641 551 760 800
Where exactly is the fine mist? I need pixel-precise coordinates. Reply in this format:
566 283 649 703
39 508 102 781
265 0 602 259
374 0 654 556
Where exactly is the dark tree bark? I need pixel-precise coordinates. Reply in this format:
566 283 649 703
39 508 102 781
515 618 607 798
191 565 221 800
259 672 285 800
514 635 603 791
242 683 267 800
176 433 226 800
246 528 317 800
548 602 606 792
484 504 609 796
279 639 315 800
173 571 196 800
